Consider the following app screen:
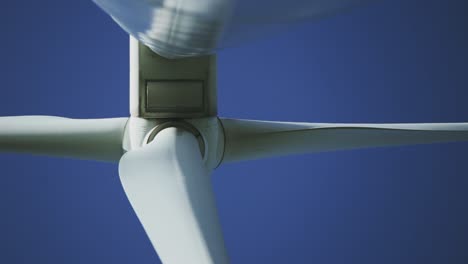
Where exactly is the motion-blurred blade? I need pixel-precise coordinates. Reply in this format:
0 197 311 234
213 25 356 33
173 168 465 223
94 0 231 58
119 127 228 264
221 118 468 163
0 116 127 162
222 0 374 48
93 0 373 58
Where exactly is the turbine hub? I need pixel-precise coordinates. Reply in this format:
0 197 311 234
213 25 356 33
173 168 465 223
146 121 206 157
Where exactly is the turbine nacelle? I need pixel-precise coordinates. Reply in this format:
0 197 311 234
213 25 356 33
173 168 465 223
129 37 218 119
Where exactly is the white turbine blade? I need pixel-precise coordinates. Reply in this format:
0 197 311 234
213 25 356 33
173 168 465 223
222 0 373 48
221 118 468 163
93 0 371 58
0 116 127 162
93 0 230 58
119 127 229 264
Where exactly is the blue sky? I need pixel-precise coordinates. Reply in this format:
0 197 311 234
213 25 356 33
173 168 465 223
1 0 468 263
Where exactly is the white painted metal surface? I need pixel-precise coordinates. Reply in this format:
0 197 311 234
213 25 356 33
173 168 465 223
0 116 127 162
119 127 229 264
93 0 369 58
221 118 468 163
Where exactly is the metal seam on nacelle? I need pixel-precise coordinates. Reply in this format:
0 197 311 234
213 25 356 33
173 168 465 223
215 117 226 169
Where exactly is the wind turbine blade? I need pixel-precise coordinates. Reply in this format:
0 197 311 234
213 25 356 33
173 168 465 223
0 116 127 162
93 0 230 58
220 118 468 163
222 0 374 48
93 0 372 58
119 127 229 264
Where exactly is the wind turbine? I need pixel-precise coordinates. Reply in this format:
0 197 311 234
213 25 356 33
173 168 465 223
1 1 467 263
